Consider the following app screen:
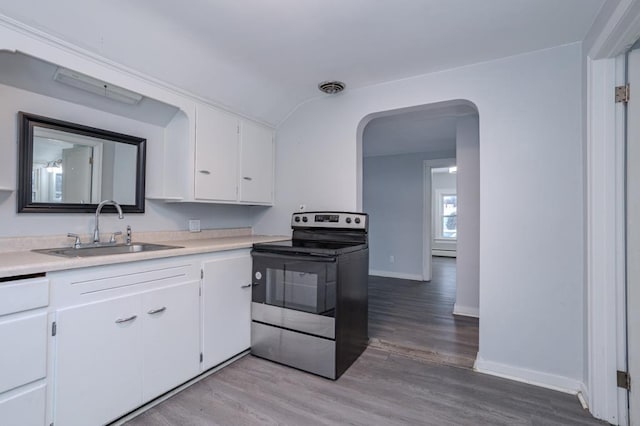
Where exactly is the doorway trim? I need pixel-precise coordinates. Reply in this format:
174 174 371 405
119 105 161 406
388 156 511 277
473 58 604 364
586 1 640 423
423 158 456 281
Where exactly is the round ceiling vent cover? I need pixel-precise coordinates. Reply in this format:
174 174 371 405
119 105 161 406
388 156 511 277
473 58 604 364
318 81 346 94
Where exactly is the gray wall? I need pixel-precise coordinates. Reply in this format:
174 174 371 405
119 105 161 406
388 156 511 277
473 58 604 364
363 151 455 280
455 115 480 317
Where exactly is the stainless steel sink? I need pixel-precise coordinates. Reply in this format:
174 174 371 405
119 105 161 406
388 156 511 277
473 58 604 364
33 243 183 258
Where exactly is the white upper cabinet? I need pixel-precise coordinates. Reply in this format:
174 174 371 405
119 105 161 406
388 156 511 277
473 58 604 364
239 120 274 204
194 104 239 202
158 102 275 205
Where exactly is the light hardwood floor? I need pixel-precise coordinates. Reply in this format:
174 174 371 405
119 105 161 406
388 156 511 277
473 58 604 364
124 257 605 425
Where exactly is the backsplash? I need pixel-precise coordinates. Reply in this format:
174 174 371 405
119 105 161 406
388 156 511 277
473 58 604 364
0 227 252 253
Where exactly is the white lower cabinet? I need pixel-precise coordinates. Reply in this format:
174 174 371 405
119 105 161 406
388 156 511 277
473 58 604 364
49 250 254 425
0 383 46 426
201 250 252 370
0 275 48 426
50 259 201 426
141 281 200 401
54 294 143 426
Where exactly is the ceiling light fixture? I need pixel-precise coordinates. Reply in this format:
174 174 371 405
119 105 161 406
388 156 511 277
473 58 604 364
449 166 457 173
53 67 143 105
45 159 62 173
318 81 346 94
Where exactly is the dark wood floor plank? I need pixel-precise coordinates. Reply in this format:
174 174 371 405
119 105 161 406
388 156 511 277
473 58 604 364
368 257 478 368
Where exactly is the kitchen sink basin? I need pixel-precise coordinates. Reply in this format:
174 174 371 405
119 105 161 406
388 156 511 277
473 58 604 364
33 243 183 258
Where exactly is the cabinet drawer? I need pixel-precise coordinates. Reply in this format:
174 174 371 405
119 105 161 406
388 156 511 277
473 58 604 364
0 383 46 426
0 277 48 316
0 312 48 394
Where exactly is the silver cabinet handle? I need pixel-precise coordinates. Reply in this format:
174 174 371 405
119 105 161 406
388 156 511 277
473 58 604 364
115 315 137 324
198 170 211 175
242 176 252 181
147 306 167 315
241 284 252 288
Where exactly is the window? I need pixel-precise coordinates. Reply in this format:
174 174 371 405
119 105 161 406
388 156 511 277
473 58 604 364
437 193 457 239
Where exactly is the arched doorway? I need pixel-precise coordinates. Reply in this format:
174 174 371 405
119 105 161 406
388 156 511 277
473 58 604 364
357 100 480 368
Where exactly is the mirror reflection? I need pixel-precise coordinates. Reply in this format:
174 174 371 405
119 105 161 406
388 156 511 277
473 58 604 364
18 112 146 213
32 127 137 204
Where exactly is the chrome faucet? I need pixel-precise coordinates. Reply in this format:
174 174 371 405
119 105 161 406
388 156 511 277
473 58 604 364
93 200 124 243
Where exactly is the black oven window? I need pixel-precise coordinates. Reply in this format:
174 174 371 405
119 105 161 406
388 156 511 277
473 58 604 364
264 263 336 315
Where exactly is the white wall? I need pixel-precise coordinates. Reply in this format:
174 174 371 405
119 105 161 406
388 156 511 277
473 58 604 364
364 151 455 280
454 115 480 318
255 43 586 392
0 83 255 237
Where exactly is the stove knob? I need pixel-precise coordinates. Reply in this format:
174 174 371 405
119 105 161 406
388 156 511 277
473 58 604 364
355 217 361 224
302 216 308 223
346 217 352 224
294 217 301 222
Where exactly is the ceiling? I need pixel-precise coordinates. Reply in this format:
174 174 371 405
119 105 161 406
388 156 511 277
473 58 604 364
0 0 608 125
363 103 477 157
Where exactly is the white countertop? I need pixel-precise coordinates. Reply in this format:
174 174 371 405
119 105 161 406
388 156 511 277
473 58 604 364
0 234 289 279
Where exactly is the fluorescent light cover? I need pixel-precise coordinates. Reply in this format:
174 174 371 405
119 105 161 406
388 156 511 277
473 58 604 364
53 67 143 105
449 166 457 173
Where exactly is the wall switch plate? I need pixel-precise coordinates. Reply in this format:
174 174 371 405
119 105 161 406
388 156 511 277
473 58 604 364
189 219 201 233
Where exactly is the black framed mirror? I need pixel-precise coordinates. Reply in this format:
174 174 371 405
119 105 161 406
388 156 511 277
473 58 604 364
18 112 146 213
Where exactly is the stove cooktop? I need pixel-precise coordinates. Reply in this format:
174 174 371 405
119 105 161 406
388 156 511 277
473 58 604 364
252 239 367 256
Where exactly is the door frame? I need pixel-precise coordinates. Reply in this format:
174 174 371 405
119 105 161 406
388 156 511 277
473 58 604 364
423 158 456 281
586 1 640 423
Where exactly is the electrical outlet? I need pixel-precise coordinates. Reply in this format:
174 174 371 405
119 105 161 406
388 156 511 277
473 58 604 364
189 219 201 233
389 255 395 263
299 204 306 212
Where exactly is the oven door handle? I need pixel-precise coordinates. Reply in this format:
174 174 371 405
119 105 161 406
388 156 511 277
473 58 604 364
251 250 337 262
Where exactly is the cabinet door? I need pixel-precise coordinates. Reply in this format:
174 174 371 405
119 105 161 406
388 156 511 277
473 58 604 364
141 281 200 402
239 120 274 204
195 104 239 201
0 383 46 426
202 254 252 369
0 312 47 394
54 295 142 426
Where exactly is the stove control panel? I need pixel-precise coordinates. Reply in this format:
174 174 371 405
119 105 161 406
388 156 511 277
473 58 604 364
291 212 367 230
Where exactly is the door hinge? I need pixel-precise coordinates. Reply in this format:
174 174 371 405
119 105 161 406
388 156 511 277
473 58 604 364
52 321 57 337
199 286 202 297
616 84 630 103
200 352 203 363
201 269 204 279
617 370 631 390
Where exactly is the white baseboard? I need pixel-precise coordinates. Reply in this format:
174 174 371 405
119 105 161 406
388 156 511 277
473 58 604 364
474 355 585 396
453 303 479 318
578 382 590 410
369 270 424 281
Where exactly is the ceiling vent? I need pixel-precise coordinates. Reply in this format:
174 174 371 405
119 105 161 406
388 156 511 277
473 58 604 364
318 81 346 94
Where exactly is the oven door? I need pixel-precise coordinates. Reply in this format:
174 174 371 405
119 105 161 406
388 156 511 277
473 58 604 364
251 251 337 316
